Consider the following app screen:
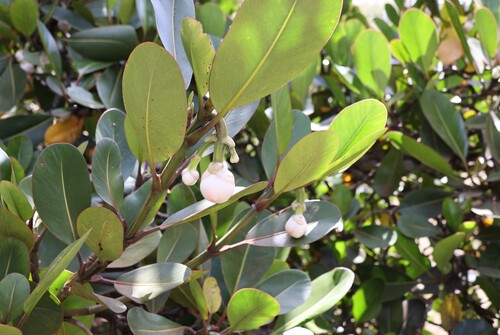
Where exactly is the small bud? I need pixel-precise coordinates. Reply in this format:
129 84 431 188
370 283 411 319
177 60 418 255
285 214 308 239
200 162 235 203
229 147 239 164
57 20 70 32
15 50 24 63
181 168 199 186
20 62 34 74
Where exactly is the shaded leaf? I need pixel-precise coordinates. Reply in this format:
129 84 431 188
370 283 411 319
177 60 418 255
92 138 124 208
354 226 398 249
0 238 29 280
37 20 62 78
0 62 27 113
397 214 440 238
128 307 185 335
157 224 197 263
109 230 161 268
352 278 384 324
0 207 34 250
433 233 465 272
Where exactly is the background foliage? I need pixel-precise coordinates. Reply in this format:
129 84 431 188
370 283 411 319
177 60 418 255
0 0 499 334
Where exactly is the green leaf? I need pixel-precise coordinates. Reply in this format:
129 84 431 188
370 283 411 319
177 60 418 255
0 180 33 222
20 292 62 335
128 307 184 335
97 66 125 110
203 277 222 314
271 85 293 156
433 232 465 272
394 234 430 279
119 0 135 24
151 0 195 87
227 288 280 331
92 138 124 209
354 226 398 249
114 263 191 303
244 200 343 247
0 238 29 280
399 9 438 72
23 231 89 316
6 135 33 170
67 85 105 109
181 18 215 98
0 115 52 143
160 182 267 228
196 3 227 38
123 42 187 163
273 268 355 333
291 57 320 104
274 130 339 193
96 108 136 179
443 2 473 64
33 144 91 244
419 90 467 162
209 0 342 115
400 188 450 218
390 39 411 64
475 8 498 58
109 230 161 268
221 238 275 293
37 20 62 79
386 131 457 178
76 207 123 261
353 29 391 98
10 0 38 37
0 273 30 322
397 214 440 238
0 62 27 113
0 325 22 335
0 207 34 250
39 5 93 30
67 25 138 61
157 224 197 263
256 270 311 315
372 149 403 197
485 112 500 164
352 278 384 324
442 198 463 232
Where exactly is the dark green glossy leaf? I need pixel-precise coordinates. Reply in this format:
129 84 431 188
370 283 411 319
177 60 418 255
354 225 398 249
227 288 280 331
0 115 52 143
256 269 311 315
10 0 38 37
128 307 185 335
275 130 339 193
6 135 32 170
33 144 91 244
23 231 89 316
114 263 191 303
67 25 138 61
0 238 29 280
97 66 125 110
109 230 161 268
157 224 197 263
210 0 342 115
77 207 123 261
397 214 440 238
0 62 27 113
352 278 384 324
92 138 124 208
151 0 194 87
400 188 450 218
37 20 62 79
244 201 342 247
273 268 354 334
442 198 462 232
0 180 33 222
40 5 93 30
373 148 403 197
0 273 30 322
394 234 430 279
21 292 62 335
123 42 187 163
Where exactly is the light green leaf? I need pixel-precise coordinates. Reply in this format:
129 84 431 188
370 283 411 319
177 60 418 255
32 144 91 244
23 231 90 316
181 18 215 98
67 25 138 62
119 0 135 24
352 278 384 324
390 39 411 64
10 0 38 37
0 207 34 251
419 90 467 162
0 273 30 322
353 29 391 98
123 42 187 163
386 131 457 178
291 57 320 104
203 277 222 314
227 288 280 331
37 20 62 79
209 0 342 115
271 85 293 156
0 325 22 335
399 9 438 72
77 207 123 261
256 270 311 315
0 180 33 222
434 233 465 273
128 307 185 335
394 234 430 279
273 267 354 333
275 130 339 193
196 3 227 38
92 138 124 208
475 8 498 58
114 263 191 303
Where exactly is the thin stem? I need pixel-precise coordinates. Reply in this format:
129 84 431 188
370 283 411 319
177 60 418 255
64 297 130 317
65 318 93 335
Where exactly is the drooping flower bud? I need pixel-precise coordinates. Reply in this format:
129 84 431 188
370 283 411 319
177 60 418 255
200 162 235 203
285 214 308 239
181 168 199 186
20 62 34 74
15 50 24 63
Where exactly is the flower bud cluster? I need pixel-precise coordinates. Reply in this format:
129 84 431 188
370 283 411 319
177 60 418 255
15 50 34 74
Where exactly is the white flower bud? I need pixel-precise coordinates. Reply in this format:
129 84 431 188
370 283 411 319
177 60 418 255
20 62 34 74
200 162 235 203
181 168 199 186
285 214 308 239
15 50 24 63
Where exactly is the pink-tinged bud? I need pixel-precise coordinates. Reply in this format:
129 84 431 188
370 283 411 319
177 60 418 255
285 214 308 238
15 50 24 63
20 62 34 74
200 162 235 203
181 168 199 186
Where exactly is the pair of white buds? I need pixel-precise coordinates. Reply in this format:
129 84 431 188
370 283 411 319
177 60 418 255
182 162 235 204
15 50 34 74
